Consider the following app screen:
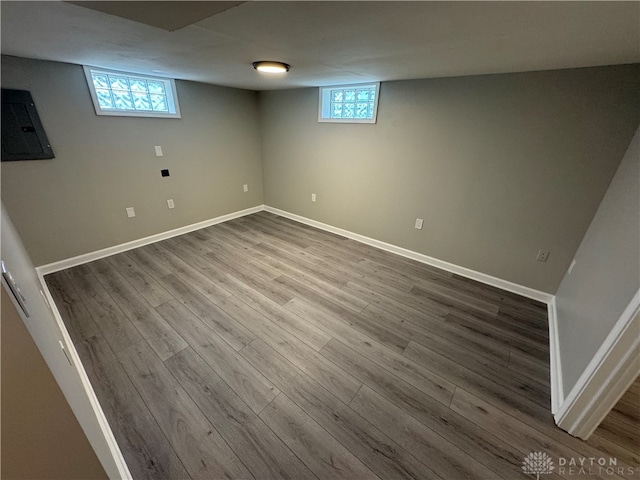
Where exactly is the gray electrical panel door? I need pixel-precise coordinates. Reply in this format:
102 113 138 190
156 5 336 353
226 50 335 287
2 89 55 161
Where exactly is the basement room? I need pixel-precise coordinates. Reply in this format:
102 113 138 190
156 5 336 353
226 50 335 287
1 1 638 479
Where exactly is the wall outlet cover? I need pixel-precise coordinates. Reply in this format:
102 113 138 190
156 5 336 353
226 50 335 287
415 218 424 230
154 145 163 157
536 249 550 262
126 207 135 218
243 184 248 192
311 193 317 202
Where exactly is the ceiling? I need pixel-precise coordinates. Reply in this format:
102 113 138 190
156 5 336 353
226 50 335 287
68 1 245 31
1 1 638 91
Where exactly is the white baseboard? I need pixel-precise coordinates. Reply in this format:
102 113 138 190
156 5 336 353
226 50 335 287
36 205 265 275
35 271 133 479
34 202 637 444
32 205 264 479
548 297 564 414
264 206 553 304
274 199 637 439
36 202 553 303
554 289 640 439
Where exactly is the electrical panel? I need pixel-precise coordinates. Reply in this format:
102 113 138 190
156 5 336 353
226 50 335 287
2 89 55 161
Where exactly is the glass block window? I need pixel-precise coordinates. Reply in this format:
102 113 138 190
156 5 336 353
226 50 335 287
319 83 380 123
83 66 181 118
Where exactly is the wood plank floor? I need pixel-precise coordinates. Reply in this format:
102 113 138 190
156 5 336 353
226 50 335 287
46 212 639 479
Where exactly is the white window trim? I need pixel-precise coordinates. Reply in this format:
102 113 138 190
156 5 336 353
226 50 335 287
318 82 380 124
83 66 181 119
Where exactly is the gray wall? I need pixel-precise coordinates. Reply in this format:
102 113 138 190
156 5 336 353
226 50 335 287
260 65 640 293
555 128 640 398
2 57 639 295
1 56 264 266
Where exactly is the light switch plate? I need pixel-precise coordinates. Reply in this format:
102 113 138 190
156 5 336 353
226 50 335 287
126 207 136 218
415 218 424 230
154 145 163 157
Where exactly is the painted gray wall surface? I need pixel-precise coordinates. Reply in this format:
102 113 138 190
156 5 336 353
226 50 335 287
1 56 264 266
260 65 640 293
555 128 640 398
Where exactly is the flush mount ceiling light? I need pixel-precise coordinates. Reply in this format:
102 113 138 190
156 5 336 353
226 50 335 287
252 61 290 74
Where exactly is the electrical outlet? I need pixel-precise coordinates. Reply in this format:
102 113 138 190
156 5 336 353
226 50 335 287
243 184 248 192
126 207 136 218
311 193 317 202
414 218 424 230
536 249 550 262
167 199 175 209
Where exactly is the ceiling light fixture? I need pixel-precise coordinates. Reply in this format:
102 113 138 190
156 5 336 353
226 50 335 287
252 61 290 74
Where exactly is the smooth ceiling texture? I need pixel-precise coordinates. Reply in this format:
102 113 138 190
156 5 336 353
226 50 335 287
1 1 638 90
69 1 244 31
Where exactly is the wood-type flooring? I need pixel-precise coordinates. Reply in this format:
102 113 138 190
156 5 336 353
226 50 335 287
46 212 639 479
